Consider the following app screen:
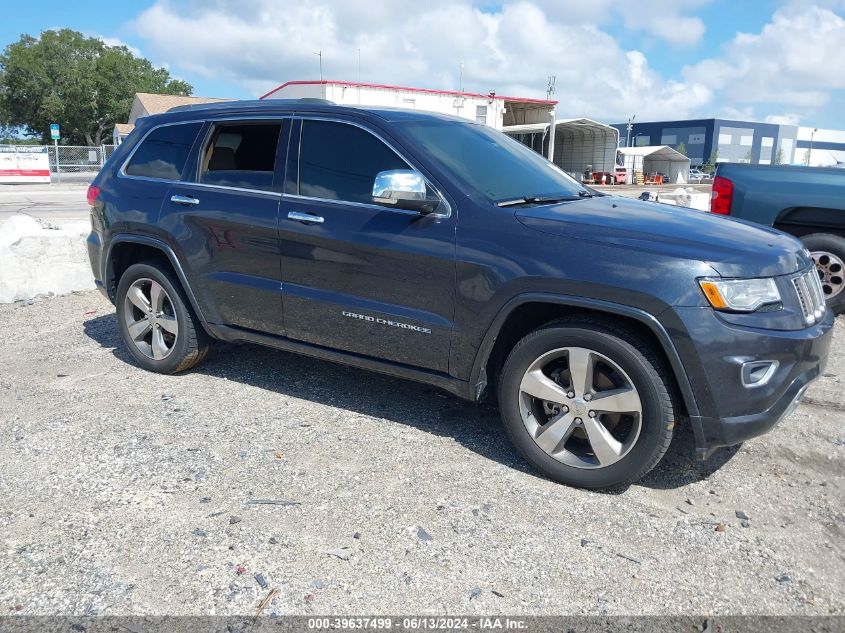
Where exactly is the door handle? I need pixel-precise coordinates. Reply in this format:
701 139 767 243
171 194 200 206
287 211 325 225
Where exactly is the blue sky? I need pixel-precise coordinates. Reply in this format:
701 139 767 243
3 0 843 128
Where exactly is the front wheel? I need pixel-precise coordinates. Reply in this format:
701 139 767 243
497 320 676 489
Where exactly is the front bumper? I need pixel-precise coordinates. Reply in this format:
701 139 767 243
669 306 834 459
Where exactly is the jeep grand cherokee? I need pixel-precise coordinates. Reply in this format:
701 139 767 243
87 99 833 489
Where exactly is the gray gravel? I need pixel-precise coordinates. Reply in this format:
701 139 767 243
0 291 843 615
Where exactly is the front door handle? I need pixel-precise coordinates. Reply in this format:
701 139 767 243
287 211 325 225
171 194 200 206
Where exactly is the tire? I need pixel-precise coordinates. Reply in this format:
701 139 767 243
116 261 211 374
800 233 845 315
497 318 675 489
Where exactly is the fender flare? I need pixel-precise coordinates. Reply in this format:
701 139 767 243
105 233 211 329
468 292 699 417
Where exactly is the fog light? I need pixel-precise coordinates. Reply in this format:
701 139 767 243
741 361 779 388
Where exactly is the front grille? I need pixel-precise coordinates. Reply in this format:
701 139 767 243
792 268 826 325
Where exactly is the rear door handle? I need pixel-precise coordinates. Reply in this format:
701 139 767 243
171 194 200 206
287 211 325 225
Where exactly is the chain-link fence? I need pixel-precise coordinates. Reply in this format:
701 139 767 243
48 145 116 174
0 144 118 184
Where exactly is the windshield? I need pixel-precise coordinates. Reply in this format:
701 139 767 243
399 119 587 203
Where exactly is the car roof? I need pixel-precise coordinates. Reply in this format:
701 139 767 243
154 98 470 125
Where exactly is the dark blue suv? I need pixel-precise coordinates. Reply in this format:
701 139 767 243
87 99 833 489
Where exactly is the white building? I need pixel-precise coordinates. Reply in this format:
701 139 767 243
260 80 558 159
795 126 845 167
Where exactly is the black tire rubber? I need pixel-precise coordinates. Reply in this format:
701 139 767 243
115 261 211 374
800 233 845 315
497 318 676 489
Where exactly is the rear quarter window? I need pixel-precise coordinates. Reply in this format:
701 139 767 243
124 122 203 180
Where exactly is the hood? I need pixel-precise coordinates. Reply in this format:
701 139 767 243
515 195 811 278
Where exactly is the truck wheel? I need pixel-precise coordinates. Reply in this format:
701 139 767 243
801 233 845 315
497 319 675 489
116 261 211 374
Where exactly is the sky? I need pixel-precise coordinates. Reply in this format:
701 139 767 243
2 0 844 128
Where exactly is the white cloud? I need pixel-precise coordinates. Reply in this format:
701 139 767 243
685 5 845 109
534 0 711 44
128 1 844 125
96 35 142 58
765 113 803 125
131 0 712 122
621 1 710 45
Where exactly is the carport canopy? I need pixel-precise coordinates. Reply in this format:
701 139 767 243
502 122 551 157
618 145 691 184
551 118 619 177
503 118 620 178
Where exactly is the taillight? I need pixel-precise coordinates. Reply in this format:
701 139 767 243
710 176 733 215
86 185 101 207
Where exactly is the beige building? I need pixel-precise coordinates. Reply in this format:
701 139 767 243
113 92 230 144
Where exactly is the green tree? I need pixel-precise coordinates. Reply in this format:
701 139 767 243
675 142 687 156
703 149 718 173
0 29 192 145
773 148 785 165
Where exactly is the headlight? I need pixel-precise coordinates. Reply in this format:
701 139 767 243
699 277 781 312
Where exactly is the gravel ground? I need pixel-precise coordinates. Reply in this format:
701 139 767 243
1 291 843 616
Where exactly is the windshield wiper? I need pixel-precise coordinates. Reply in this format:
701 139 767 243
578 189 593 197
496 195 580 208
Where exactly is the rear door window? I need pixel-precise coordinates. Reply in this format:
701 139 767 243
199 122 282 192
124 122 202 180
298 120 408 204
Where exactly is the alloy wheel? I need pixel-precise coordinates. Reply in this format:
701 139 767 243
518 346 643 469
811 250 845 299
123 278 179 360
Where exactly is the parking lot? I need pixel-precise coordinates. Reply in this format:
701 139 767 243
1 291 843 615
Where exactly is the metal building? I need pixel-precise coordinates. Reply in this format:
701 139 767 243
611 118 800 168
796 127 845 167
503 118 619 180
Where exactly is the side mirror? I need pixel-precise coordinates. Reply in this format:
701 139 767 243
372 170 440 214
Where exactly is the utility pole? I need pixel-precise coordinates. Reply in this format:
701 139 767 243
315 50 323 82
546 75 556 101
626 115 636 148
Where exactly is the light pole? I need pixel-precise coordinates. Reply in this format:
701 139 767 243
626 115 636 148
314 50 323 82
807 128 818 166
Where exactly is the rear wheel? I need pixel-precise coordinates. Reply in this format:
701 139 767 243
497 319 675 489
116 261 211 374
800 233 845 315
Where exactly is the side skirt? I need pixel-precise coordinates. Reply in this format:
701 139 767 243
206 323 473 400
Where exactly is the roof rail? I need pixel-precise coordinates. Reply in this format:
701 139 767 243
167 98 334 113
